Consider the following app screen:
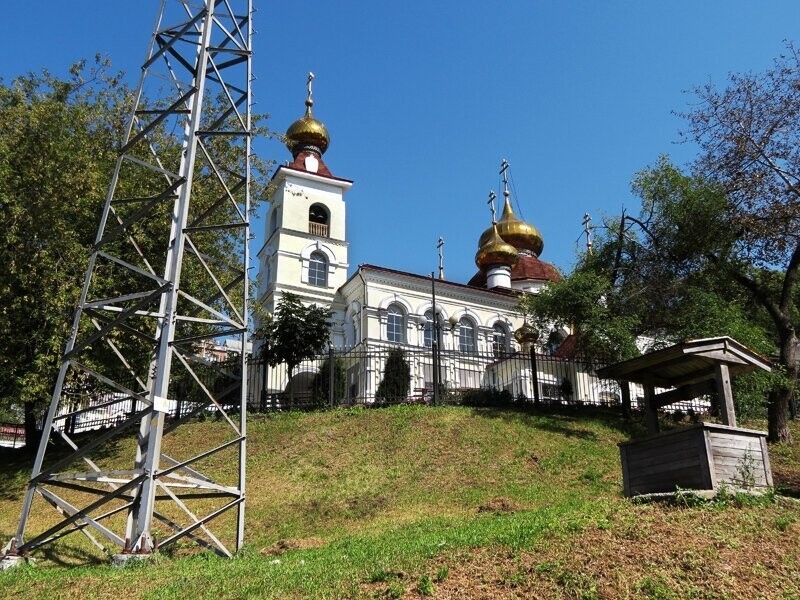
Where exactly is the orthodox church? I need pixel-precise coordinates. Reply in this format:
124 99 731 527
255 76 565 399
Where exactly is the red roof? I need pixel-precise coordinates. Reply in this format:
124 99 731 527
553 333 579 358
467 254 561 287
287 151 334 178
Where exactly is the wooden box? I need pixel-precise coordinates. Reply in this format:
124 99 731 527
619 423 772 497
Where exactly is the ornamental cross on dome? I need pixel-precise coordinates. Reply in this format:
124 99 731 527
499 158 510 196
437 237 445 280
487 190 497 223
306 72 314 107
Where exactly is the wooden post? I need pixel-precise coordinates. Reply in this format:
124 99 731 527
619 380 631 419
644 380 659 434
714 363 737 427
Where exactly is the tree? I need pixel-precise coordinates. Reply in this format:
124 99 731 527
527 158 785 435
0 60 124 439
311 356 347 408
681 46 800 442
0 58 270 440
518 270 640 363
255 292 332 402
376 347 411 404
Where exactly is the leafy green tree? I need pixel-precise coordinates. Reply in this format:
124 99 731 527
0 58 269 439
0 60 124 437
519 270 639 363
376 348 411 404
526 158 786 436
680 46 800 442
255 292 332 402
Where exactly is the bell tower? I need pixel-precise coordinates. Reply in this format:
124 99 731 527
257 73 352 316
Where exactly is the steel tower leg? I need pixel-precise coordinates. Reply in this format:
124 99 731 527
2 0 253 563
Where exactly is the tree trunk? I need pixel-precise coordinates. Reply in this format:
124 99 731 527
769 330 796 443
23 401 41 453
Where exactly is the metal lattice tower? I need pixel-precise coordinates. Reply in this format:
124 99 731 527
3 0 253 561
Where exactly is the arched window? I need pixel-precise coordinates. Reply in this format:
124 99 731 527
458 317 476 353
308 203 329 237
269 208 279 234
308 251 328 287
423 310 435 347
545 330 566 356
386 304 405 343
492 323 508 357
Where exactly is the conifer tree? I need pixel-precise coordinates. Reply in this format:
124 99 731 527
376 348 411 404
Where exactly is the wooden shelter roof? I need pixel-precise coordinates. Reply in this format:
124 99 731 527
595 337 771 388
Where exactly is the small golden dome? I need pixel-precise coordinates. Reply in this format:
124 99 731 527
479 196 544 257
285 73 329 157
286 106 329 157
514 322 539 347
475 223 519 270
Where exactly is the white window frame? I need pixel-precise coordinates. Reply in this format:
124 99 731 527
386 304 405 343
308 251 328 287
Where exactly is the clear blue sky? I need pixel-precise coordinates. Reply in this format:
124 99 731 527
2 2 799 283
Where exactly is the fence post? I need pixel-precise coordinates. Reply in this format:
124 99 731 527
530 347 540 406
329 345 335 409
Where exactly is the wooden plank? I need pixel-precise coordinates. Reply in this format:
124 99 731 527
708 430 761 443
711 447 760 460
629 457 702 475
692 349 749 365
714 464 770 487
626 436 700 458
702 423 768 436
628 446 703 470
700 429 716 490
760 436 774 487
627 440 703 460
625 428 700 452
628 466 709 494
714 363 737 427
629 466 707 486
708 435 760 451
652 379 715 409
644 381 659 434
618 423 705 447
619 446 631 497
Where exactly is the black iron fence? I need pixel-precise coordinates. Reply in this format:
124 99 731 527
4 345 723 448
246 345 715 415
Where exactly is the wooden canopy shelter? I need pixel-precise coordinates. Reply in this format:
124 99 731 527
596 336 771 434
598 337 774 497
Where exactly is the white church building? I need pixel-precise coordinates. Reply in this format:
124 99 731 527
254 77 587 405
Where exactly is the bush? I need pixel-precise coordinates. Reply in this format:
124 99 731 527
376 348 411 404
460 388 514 408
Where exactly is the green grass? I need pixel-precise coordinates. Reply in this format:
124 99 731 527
1 405 798 598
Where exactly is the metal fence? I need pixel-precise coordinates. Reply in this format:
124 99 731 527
246 345 715 415
0 422 25 449
2 346 719 448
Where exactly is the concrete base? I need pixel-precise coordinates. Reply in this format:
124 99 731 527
111 553 154 568
0 555 34 571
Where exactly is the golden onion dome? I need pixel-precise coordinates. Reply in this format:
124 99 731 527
475 223 519 270
285 73 329 157
479 196 544 257
285 104 329 157
514 322 540 347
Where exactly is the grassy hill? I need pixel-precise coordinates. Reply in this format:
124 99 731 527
0 405 798 598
